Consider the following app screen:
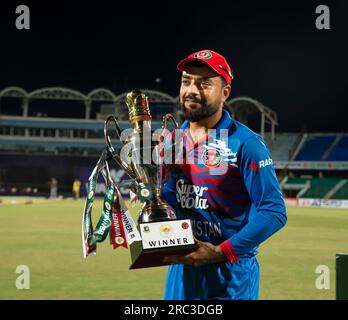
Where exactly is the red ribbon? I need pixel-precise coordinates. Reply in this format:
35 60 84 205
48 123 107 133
110 187 128 249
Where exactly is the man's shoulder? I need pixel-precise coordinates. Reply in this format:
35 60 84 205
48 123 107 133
228 118 261 144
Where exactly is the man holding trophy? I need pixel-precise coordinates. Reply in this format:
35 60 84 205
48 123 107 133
160 50 287 300
82 49 287 300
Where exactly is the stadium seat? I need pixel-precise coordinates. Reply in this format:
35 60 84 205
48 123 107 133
282 177 344 199
263 133 298 161
330 181 348 199
301 177 341 198
327 136 348 161
295 135 336 161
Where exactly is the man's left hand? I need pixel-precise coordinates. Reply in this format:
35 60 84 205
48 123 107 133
163 239 227 267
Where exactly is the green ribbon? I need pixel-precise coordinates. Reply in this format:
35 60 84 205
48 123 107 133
90 181 114 245
82 151 115 257
82 149 141 258
82 152 104 257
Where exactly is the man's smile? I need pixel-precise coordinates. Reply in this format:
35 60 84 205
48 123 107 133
184 99 202 107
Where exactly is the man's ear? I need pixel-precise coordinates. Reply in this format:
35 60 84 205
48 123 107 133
222 85 231 102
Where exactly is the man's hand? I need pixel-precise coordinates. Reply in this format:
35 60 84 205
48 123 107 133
163 239 227 267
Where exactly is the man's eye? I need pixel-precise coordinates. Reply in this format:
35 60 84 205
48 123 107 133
201 82 212 87
181 80 190 85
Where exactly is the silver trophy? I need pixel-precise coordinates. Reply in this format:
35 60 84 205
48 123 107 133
104 90 197 269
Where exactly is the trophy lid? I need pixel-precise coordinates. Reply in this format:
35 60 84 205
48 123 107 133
125 90 152 125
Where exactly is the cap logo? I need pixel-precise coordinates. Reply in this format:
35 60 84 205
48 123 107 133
194 50 212 60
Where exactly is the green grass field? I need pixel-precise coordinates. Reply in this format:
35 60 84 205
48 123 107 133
0 197 347 299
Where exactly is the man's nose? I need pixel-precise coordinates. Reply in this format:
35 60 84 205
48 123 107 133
186 82 200 95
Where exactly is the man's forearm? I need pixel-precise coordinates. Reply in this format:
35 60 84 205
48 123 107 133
220 210 287 263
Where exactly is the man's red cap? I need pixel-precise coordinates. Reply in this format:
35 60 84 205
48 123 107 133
177 49 233 85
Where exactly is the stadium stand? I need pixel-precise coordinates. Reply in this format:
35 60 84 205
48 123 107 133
1 86 347 201
0 87 182 197
301 177 342 198
295 134 336 161
282 177 308 188
282 176 348 200
327 135 348 161
330 180 348 199
264 133 298 161
0 88 179 156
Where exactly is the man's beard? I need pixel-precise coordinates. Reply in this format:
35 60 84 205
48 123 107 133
181 98 221 122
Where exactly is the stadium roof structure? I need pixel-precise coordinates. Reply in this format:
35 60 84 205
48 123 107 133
0 86 28 98
225 96 278 140
114 89 179 120
0 86 118 119
0 87 278 138
115 89 177 104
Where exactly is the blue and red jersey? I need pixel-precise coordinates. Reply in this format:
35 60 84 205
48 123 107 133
162 109 287 299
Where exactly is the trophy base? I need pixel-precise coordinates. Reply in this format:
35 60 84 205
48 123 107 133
129 219 197 269
129 241 198 269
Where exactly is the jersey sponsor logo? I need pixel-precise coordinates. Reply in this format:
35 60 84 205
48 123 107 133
247 162 259 172
259 158 273 168
247 158 273 172
176 179 209 210
194 50 212 59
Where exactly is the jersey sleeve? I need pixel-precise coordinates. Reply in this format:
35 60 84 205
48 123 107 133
220 135 287 263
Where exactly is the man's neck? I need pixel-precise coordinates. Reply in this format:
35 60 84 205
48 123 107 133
189 109 223 143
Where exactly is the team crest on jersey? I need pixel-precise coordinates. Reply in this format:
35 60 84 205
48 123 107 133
202 139 238 168
203 149 221 167
194 50 212 60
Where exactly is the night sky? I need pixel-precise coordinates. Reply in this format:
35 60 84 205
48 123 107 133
0 1 347 132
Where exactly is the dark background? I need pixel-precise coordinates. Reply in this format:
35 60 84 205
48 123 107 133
0 0 347 132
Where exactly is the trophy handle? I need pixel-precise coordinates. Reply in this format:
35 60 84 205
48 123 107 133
162 113 179 131
104 115 136 179
160 113 179 183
